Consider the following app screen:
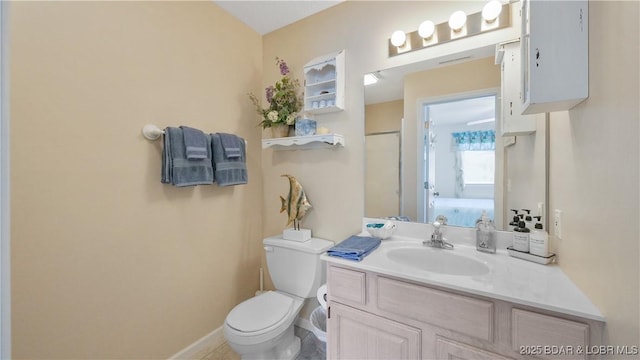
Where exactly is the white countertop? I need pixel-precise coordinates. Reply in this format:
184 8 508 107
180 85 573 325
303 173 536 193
320 219 604 322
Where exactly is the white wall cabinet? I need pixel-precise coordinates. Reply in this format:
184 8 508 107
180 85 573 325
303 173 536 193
520 0 588 114
499 40 536 136
327 264 604 359
303 50 345 114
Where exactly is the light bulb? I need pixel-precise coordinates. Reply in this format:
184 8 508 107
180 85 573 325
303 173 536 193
418 20 435 39
448 10 467 32
482 0 503 23
390 30 407 47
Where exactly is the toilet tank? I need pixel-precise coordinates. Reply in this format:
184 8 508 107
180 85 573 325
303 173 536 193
263 236 334 298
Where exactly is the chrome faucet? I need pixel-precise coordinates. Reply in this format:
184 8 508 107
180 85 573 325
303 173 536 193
423 215 454 249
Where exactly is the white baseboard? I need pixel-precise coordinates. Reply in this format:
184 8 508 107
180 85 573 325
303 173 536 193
170 316 316 360
169 326 226 360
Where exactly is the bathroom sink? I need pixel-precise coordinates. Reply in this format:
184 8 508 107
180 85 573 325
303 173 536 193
385 246 490 276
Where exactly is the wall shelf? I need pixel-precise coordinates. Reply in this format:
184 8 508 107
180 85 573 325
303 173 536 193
303 50 345 114
262 134 345 150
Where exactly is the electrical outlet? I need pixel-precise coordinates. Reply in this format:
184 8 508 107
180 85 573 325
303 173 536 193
554 209 563 239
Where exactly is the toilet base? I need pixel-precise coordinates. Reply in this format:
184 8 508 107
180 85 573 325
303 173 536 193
228 326 301 360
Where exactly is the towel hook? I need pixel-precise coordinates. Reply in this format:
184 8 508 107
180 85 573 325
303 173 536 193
142 124 164 140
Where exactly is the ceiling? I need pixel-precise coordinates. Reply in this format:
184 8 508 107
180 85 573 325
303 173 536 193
213 1 344 35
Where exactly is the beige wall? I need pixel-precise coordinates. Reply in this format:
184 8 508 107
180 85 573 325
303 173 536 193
549 0 640 351
10 2 263 358
365 100 403 134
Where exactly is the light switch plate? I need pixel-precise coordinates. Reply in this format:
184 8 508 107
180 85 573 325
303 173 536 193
554 209 563 239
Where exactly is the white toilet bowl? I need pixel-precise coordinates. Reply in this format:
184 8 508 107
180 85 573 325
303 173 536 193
224 291 304 360
224 237 334 360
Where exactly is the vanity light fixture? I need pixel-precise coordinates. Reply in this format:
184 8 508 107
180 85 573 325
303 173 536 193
390 30 407 47
363 73 379 86
482 0 503 23
418 20 435 40
388 1 511 57
448 11 467 32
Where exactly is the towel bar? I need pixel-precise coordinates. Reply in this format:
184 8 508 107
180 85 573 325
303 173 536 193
141 124 247 144
142 124 164 140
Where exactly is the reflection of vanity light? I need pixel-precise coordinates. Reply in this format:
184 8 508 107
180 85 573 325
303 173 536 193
364 73 378 86
390 30 407 47
466 118 495 126
482 0 503 23
448 11 467 32
418 20 435 39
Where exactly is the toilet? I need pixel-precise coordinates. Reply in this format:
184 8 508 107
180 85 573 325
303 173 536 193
224 236 334 360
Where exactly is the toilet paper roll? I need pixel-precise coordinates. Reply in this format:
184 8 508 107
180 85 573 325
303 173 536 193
317 284 328 311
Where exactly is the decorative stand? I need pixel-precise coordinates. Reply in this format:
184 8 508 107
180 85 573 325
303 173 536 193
283 219 311 242
283 228 312 242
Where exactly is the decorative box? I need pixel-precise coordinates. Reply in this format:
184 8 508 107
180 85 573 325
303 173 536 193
295 118 317 137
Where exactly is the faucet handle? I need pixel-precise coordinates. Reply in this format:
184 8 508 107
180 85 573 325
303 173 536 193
435 215 448 226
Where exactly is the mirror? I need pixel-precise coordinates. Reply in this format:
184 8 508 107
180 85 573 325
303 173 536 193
364 46 547 231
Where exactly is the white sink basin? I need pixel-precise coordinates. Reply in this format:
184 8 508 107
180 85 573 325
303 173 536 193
386 246 490 276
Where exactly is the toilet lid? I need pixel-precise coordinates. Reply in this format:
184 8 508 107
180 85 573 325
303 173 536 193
226 291 294 333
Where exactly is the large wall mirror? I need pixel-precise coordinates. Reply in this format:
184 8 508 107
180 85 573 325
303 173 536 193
364 46 548 231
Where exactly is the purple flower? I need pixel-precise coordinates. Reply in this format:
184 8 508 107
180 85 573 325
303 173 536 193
277 58 289 76
265 86 275 103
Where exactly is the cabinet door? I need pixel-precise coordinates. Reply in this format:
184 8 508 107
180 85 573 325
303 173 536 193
328 302 421 360
500 41 536 136
436 337 513 360
521 0 588 114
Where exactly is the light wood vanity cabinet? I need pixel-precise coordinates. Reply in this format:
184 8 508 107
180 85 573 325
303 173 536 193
327 264 603 360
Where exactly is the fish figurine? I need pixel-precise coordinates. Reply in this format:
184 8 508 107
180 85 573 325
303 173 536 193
280 174 312 229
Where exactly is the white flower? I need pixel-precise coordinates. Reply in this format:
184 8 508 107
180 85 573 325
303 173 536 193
267 111 279 122
286 114 296 125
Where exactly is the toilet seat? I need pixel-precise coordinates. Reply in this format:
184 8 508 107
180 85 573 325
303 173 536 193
226 291 294 335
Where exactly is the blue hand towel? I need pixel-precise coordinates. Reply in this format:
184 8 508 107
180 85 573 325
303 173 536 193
327 236 382 262
180 126 208 160
211 133 248 186
218 133 242 159
162 127 214 187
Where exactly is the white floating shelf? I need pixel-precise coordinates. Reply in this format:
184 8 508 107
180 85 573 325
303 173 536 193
262 134 345 150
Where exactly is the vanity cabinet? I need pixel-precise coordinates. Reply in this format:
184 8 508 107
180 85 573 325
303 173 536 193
520 0 588 114
499 40 536 136
326 264 604 360
330 302 421 359
303 50 345 114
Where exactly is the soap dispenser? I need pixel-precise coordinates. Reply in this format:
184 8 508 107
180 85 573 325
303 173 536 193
512 220 530 252
509 209 520 227
522 209 533 230
529 216 549 256
475 210 496 254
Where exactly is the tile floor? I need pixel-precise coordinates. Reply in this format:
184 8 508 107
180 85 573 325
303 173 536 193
203 326 325 360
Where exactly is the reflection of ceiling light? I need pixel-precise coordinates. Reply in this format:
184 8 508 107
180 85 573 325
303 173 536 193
418 20 435 39
364 73 378 86
390 30 407 47
448 10 467 31
467 118 495 126
482 0 503 23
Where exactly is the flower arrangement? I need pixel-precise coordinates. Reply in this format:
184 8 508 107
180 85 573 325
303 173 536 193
249 57 303 129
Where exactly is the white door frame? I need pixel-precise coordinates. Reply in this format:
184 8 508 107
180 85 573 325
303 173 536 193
1 1 11 357
416 88 501 224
